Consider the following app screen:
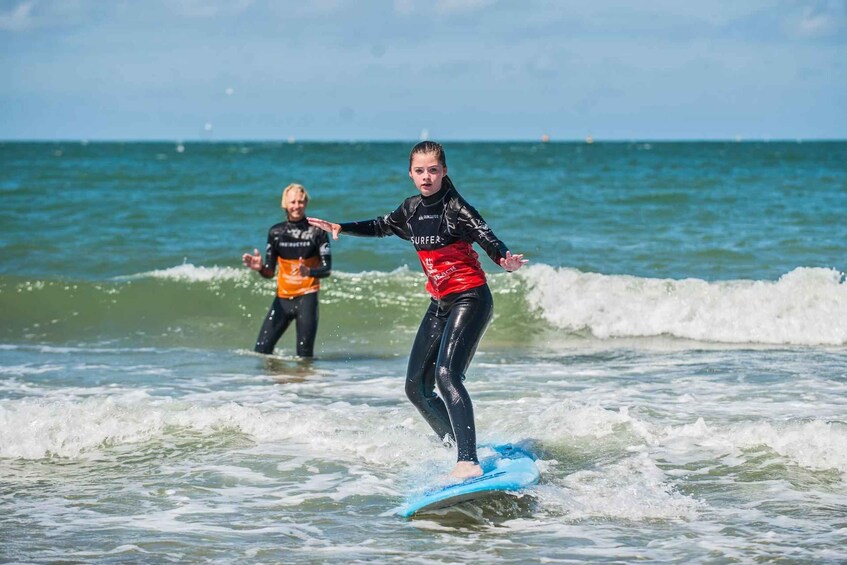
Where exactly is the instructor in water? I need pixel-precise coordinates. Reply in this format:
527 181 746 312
308 141 527 479
242 183 331 358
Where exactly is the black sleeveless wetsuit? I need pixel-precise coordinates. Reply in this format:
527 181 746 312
254 218 331 357
340 182 509 463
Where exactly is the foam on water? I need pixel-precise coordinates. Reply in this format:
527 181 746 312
690 418 847 474
135 262 421 286
135 263 246 282
0 382 427 470
2 345 846 562
522 265 847 345
6 262 845 352
133 261 847 349
549 452 704 521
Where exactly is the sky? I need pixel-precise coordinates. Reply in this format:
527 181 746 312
1 0 845 141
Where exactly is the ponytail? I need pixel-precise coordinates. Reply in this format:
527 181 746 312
442 174 457 193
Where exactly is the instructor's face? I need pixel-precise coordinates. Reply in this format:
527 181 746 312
285 191 307 221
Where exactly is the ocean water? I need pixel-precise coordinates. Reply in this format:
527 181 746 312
1 140 846 563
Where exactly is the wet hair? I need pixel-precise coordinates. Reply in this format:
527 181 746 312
409 140 447 169
280 183 309 210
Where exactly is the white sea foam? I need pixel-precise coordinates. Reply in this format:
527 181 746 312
0 393 175 459
0 363 63 376
660 417 847 475
129 263 422 284
485 391 847 477
133 263 246 282
521 265 847 345
551 452 704 521
0 390 426 468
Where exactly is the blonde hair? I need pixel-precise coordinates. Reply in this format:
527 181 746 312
281 183 310 210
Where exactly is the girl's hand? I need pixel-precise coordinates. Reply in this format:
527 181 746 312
308 217 341 240
499 251 528 272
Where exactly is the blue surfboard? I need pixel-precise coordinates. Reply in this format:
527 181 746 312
398 444 540 517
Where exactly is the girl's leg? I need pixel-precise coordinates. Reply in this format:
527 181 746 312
405 300 454 442
434 285 494 466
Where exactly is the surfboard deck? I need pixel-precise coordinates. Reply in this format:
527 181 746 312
397 443 540 518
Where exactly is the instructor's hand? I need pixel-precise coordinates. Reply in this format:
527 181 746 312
297 257 311 277
499 251 528 272
308 217 341 240
242 249 263 271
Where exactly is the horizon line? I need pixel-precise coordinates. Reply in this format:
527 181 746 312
2 137 846 144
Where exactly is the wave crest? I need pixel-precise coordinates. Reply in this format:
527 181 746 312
521 265 847 346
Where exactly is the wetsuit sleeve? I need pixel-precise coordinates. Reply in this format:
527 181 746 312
337 219 381 236
456 202 510 265
258 227 279 279
338 203 412 240
307 230 332 279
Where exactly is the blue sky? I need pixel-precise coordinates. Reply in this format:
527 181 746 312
1 0 845 141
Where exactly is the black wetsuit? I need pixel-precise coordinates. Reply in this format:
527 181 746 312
254 218 331 357
340 180 509 463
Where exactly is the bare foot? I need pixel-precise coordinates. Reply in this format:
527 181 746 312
451 461 483 480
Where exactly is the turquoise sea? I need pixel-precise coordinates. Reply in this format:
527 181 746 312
1 141 846 563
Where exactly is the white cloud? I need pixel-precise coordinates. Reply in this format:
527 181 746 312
0 0 37 31
434 0 495 15
792 1 846 38
291 0 345 16
263 0 349 20
393 0 414 16
0 0 95 32
165 0 254 18
393 0 495 17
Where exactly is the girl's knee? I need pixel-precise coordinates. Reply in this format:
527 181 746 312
435 367 466 404
435 366 463 386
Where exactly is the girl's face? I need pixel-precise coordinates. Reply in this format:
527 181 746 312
284 190 307 221
408 152 447 197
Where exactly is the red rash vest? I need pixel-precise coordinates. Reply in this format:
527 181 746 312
338 182 509 299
